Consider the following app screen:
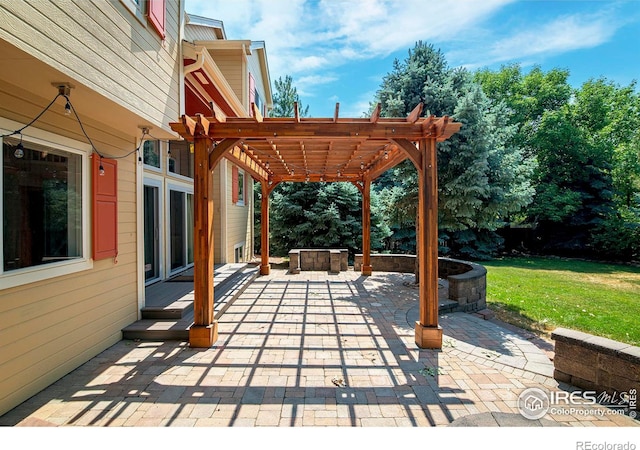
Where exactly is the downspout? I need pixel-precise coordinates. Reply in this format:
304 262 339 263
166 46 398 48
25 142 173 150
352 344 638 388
184 46 206 75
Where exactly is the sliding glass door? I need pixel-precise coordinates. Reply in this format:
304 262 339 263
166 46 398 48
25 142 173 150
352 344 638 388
168 187 194 274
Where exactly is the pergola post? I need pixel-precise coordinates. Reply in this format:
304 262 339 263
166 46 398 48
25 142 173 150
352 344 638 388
415 137 442 349
189 131 218 348
361 178 372 276
260 180 271 275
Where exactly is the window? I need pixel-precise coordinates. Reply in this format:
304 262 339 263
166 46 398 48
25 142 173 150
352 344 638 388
232 166 245 205
234 245 244 263
249 73 256 116
237 170 245 205
143 140 161 169
120 0 145 24
120 0 165 40
168 141 194 179
255 90 263 115
2 134 87 279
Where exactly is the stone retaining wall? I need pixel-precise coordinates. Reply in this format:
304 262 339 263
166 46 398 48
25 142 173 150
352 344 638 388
289 249 348 274
552 327 640 395
353 254 487 311
353 254 415 273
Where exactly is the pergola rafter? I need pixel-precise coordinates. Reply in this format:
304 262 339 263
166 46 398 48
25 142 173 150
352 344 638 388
169 103 461 350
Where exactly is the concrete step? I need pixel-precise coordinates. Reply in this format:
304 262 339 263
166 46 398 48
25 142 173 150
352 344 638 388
140 263 248 320
122 265 259 341
438 298 459 314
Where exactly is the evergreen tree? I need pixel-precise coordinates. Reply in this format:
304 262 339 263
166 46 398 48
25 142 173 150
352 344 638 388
271 75 309 117
269 182 389 258
375 42 535 259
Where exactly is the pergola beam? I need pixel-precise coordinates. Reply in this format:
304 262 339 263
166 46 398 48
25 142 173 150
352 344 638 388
406 103 423 123
393 138 422 170
370 103 381 123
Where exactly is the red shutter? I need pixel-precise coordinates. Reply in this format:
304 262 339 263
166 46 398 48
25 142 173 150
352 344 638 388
249 73 256 116
232 165 239 204
147 0 165 39
92 156 118 261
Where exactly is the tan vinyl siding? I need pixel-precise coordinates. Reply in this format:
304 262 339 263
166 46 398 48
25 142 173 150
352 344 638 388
0 0 181 414
0 0 181 132
208 50 244 106
0 118 139 416
225 162 253 261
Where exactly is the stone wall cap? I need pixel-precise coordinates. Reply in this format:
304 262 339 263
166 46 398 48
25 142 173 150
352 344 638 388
551 327 593 342
617 345 640 364
552 327 639 362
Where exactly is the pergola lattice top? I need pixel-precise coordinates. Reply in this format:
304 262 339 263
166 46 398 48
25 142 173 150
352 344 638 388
170 103 461 183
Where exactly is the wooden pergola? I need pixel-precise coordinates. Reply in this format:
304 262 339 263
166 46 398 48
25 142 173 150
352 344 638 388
169 103 460 349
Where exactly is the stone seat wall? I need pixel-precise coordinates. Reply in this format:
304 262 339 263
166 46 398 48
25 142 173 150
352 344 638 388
289 249 348 274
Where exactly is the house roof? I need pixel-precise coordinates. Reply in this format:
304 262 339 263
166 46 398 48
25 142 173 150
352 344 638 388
185 13 226 40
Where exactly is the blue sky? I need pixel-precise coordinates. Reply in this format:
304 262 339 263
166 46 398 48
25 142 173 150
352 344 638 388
184 0 640 118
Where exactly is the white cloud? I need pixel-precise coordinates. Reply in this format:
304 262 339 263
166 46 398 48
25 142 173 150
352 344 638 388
487 14 617 64
318 0 515 57
185 0 516 80
339 90 378 118
296 74 338 97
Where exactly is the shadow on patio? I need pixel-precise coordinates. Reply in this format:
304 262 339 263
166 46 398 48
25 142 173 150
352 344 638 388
1 271 635 427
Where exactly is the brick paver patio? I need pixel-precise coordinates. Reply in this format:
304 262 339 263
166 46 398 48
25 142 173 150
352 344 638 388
1 270 638 427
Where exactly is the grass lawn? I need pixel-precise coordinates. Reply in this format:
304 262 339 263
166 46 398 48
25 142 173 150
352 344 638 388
482 256 640 346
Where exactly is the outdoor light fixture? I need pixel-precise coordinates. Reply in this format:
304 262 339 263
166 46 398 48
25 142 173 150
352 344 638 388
14 135 24 159
265 161 269 169
384 151 389 160
99 157 105 176
360 162 364 170
54 83 73 116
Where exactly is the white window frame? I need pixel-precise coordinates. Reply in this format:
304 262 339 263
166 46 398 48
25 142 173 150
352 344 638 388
165 180 194 277
236 168 245 206
167 141 194 183
142 139 163 174
0 118 92 289
143 174 165 286
120 0 146 26
234 242 245 263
